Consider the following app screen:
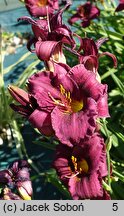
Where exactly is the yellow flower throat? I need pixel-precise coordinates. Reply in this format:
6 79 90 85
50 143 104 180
71 156 89 174
37 0 48 7
49 84 83 113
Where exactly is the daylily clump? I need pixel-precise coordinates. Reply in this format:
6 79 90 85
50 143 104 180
8 1 117 200
0 160 33 200
68 1 100 28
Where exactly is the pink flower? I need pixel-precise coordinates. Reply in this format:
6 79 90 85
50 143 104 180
76 37 117 73
9 62 109 146
115 0 124 12
53 132 108 199
8 85 54 136
25 0 59 17
0 188 22 200
0 160 33 200
68 1 100 28
18 3 74 70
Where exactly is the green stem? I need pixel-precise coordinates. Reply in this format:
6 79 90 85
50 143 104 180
11 120 45 175
11 120 23 159
102 118 111 187
102 180 111 192
113 170 124 183
0 25 10 125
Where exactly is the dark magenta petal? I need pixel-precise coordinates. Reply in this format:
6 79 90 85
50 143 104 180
115 0 124 12
18 17 48 40
68 172 103 200
25 0 59 17
79 55 98 72
10 104 33 117
9 160 29 172
53 64 80 98
50 2 71 29
16 168 30 181
35 40 62 61
69 64 106 100
53 157 71 182
53 62 71 76
18 16 37 25
29 109 54 136
0 170 12 184
68 14 81 25
97 85 110 118
54 25 76 48
99 52 117 68
8 85 29 106
78 38 98 56
81 20 91 28
68 64 109 118
32 19 48 39
51 98 97 146
68 2 100 28
28 71 60 109
99 144 108 177
96 37 108 49
77 134 103 173
27 38 36 53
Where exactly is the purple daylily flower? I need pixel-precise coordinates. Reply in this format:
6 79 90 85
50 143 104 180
9 62 109 146
115 0 124 12
68 1 100 28
77 37 117 74
0 188 22 200
0 160 33 200
53 132 108 199
18 3 74 70
25 0 59 17
8 85 54 136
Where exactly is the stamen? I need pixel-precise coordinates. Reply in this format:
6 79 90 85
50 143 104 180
60 84 66 95
48 92 64 107
65 171 79 179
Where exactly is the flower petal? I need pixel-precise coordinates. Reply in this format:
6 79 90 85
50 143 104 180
8 85 29 106
78 38 98 55
69 172 103 199
99 52 117 68
51 98 97 146
29 109 54 136
35 40 62 61
68 64 106 100
97 85 110 117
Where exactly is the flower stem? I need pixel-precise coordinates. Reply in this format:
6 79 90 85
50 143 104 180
102 118 111 187
113 170 124 183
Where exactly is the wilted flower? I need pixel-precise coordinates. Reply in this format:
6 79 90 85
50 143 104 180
68 1 100 28
25 0 59 17
53 133 108 199
0 160 33 200
9 62 109 146
115 0 124 12
76 37 117 74
18 3 74 70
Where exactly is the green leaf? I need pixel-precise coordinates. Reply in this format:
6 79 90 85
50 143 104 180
46 169 71 199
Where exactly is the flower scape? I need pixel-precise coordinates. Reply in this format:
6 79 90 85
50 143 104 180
1 0 124 200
